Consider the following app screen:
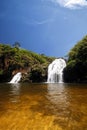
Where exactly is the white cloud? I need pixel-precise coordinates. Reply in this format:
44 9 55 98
33 19 54 25
51 0 87 9
25 19 54 26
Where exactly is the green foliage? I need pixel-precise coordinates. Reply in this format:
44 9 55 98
0 70 4 75
0 43 55 82
64 35 87 82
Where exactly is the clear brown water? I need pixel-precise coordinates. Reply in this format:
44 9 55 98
0 83 87 130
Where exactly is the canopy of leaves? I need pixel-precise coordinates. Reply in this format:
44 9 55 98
0 43 55 82
64 35 87 83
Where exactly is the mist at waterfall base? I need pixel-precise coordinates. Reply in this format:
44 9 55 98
47 59 66 83
10 72 22 83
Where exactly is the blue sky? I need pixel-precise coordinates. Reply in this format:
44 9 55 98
0 0 87 57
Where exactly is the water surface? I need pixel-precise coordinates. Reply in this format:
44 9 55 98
0 83 87 130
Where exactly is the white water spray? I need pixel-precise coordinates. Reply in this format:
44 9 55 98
47 59 66 83
10 72 22 83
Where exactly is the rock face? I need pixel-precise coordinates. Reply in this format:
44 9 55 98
20 65 48 83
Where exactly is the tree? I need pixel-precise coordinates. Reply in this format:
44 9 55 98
13 42 21 48
63 35 87 83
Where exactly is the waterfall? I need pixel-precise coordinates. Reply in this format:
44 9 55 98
10 72 22 83
47 58 66 83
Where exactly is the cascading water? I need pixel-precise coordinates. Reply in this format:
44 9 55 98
10 72 22 83
47 58 66 83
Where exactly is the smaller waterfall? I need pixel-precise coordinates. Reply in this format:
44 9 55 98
47 58 66 83
10 72 22 83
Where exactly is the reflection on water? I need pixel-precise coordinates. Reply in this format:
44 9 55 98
0 83 87 130
10 83 21 103
46 83 69 116
47 83 68 106
10 83 20 95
